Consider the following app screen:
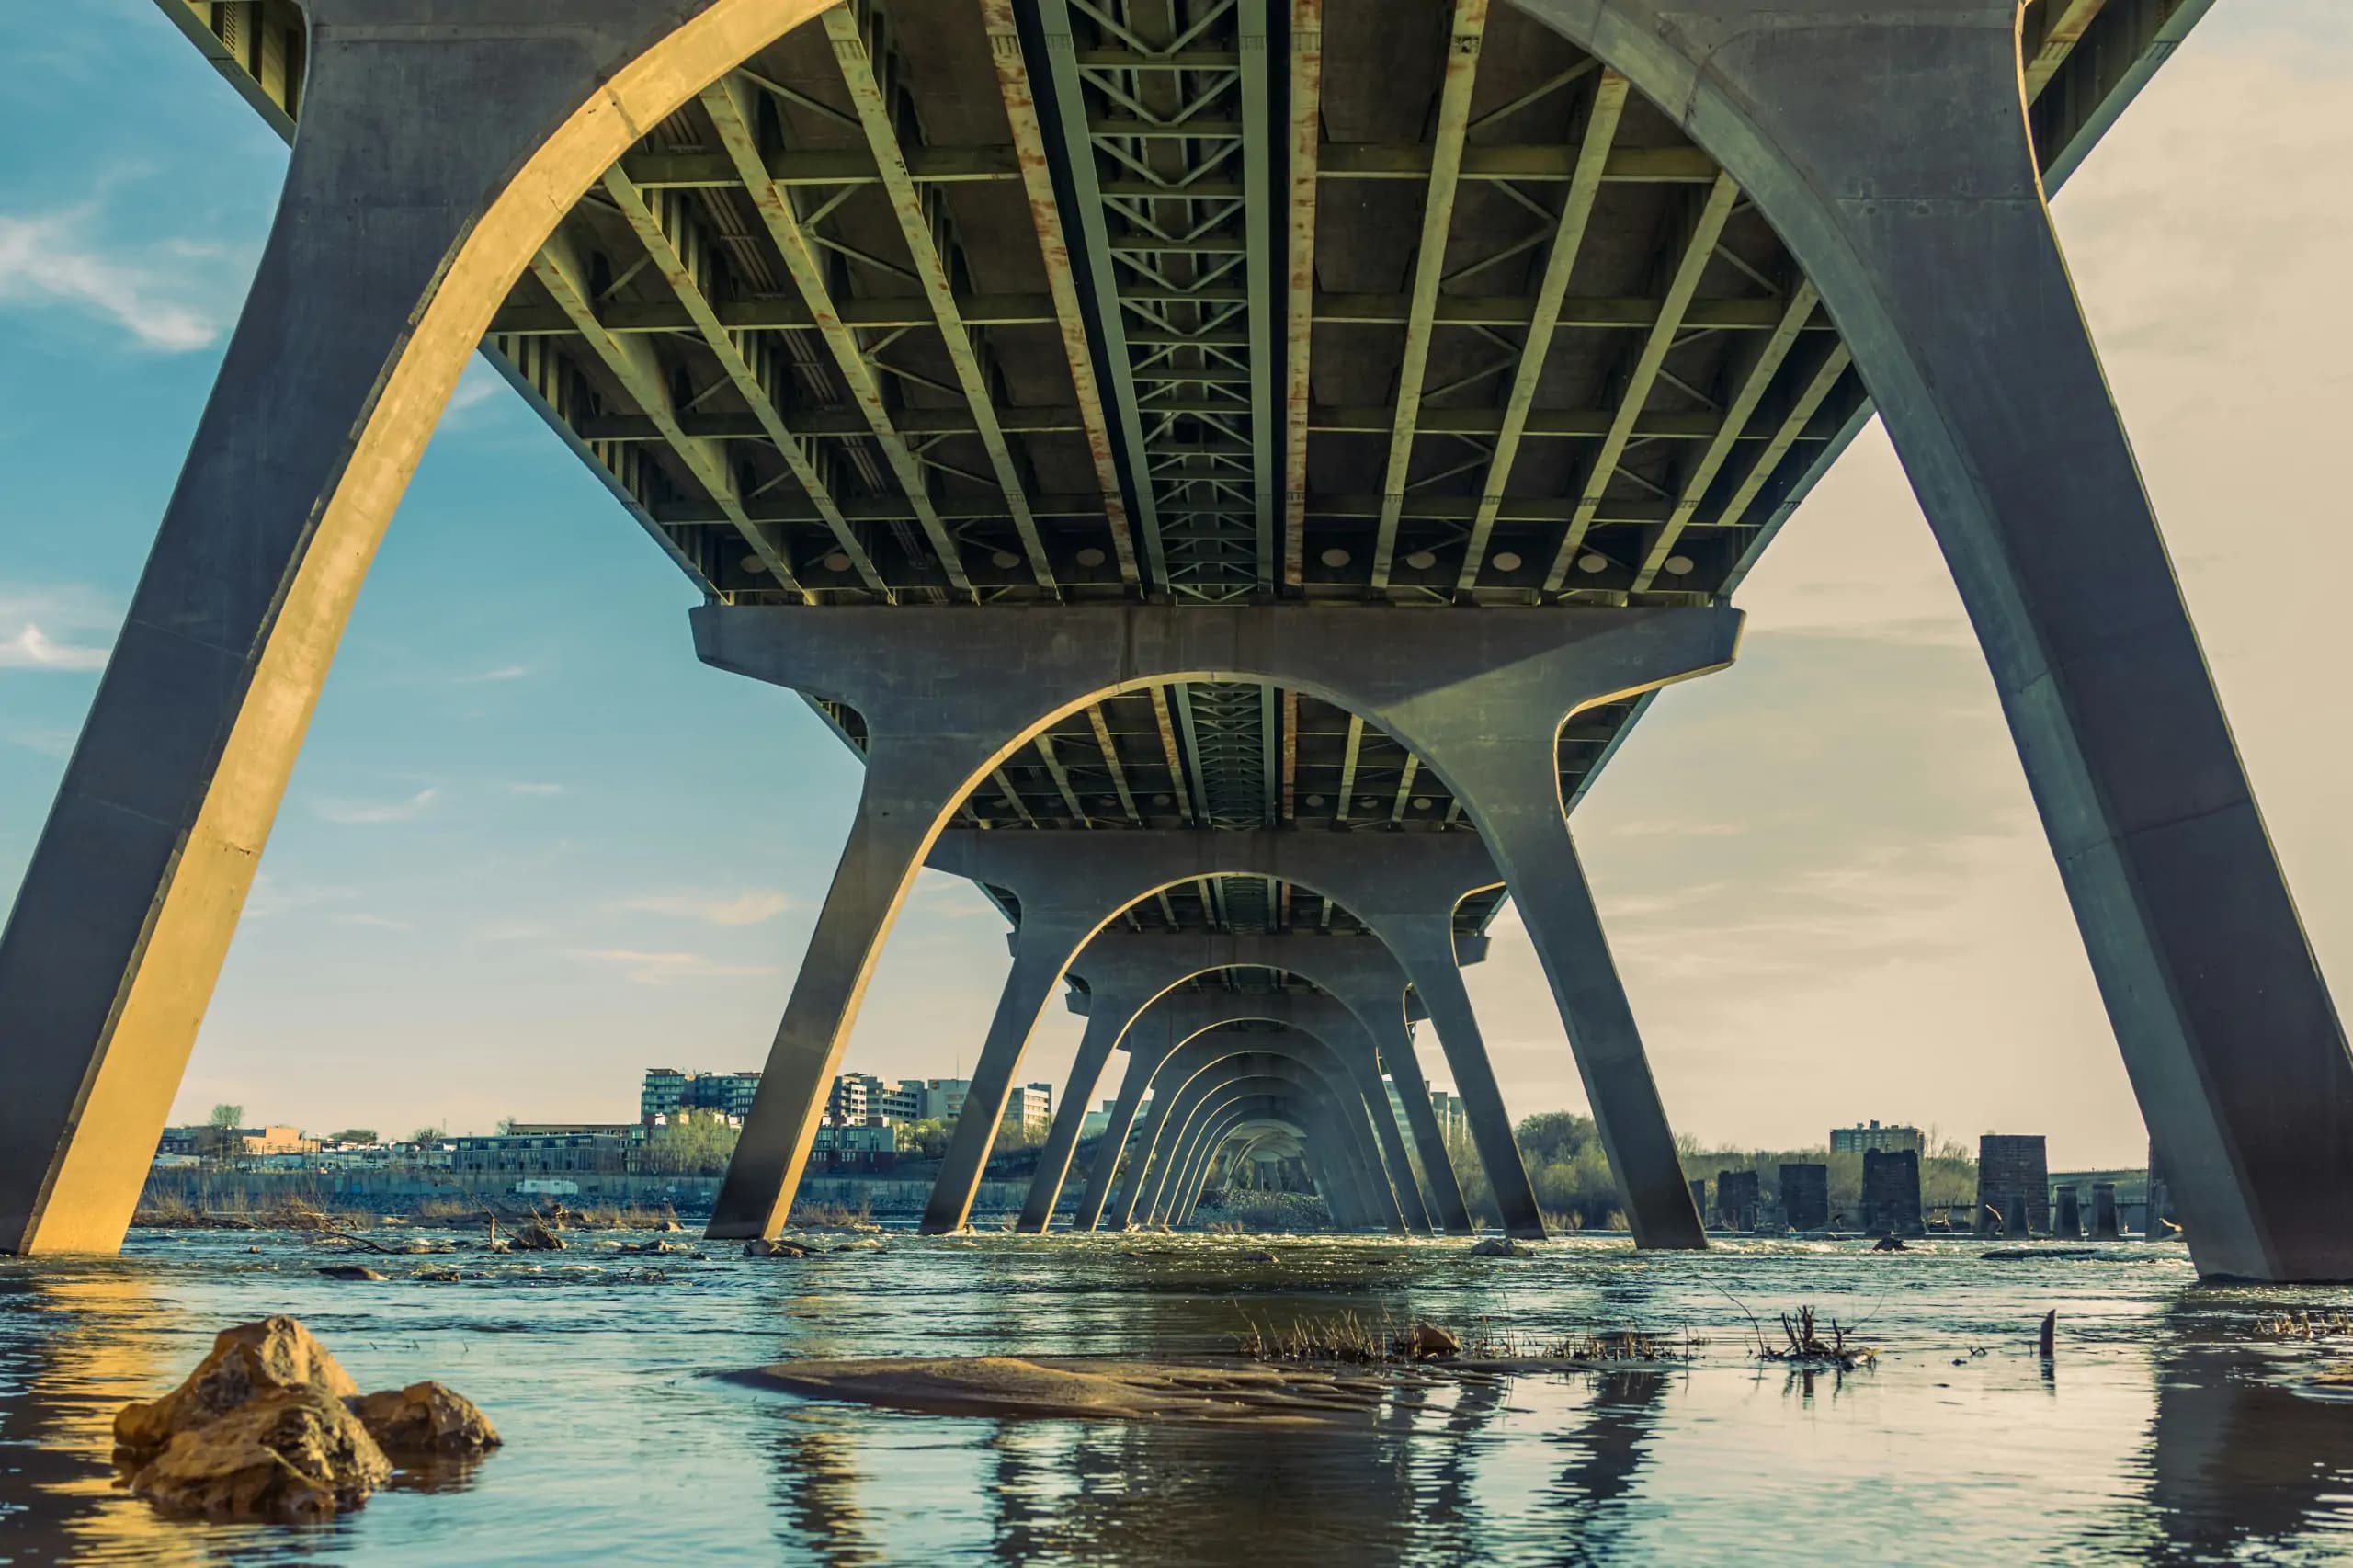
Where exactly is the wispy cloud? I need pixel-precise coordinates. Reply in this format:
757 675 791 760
456 664 535 685
0 202 228 351
311 787 440 826
569 949 777 986
332 912 412 932
507 781 565 797
7 726 77 758
0 584 118 672
620 889 790 926
244 874 358 921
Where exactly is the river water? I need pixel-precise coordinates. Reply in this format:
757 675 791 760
4 1227 2351 1565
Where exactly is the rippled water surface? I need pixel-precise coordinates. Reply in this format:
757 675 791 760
6 1227 2353 1565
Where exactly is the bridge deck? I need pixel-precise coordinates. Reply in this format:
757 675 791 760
154 0 2200 946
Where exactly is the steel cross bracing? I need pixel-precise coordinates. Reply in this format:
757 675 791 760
1031 0 1281 606
155 0 2169 941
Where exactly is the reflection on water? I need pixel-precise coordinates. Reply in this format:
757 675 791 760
4 1233 2353 1564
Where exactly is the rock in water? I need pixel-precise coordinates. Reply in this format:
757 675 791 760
114 1315 498 1522
745 1237 812 1258
128 1389 392 1522
316 1265 387 1281
115 1316 362 1456
1404 1322 1461 1359
349 1382 503 1457
1468 1237 1534 1258
507 1221 565 1252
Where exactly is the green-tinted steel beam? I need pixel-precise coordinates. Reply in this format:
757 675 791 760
1543 171 1741 590
1033 0 1172 592
599 172 889 597
1455 71 1623 598
983 0 1142 589
1280 0 1322 588
699 74 974 598
529 226 806 598
1630 280 1820 593
1369 0 1488 592
824 3 1057 594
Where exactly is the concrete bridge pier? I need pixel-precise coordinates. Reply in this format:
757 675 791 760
1084 992 1424 1231
1179 1109 1312 1227
1119 1036 1403 1233
695 601 1736 1247
1150 1051 1402 1233
1510 0 2353 1281
1020 933 1473 1235
0 0 834 1257
904 837 1448 1233
1159 1074 1379 1231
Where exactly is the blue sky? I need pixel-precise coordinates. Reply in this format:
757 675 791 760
2 1 2347 1165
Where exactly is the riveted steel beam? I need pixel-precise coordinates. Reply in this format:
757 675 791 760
1280 0 1322 588
529 226 807 598
1369 0 1488 591
1543 171 1741 589
699 74 974 598
600 171 890 597
1456 70 1623 598
825 2 1058 593
1630 280 1820 592
983 0 1142 589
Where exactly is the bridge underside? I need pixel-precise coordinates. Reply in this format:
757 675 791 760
11 0 2351 1286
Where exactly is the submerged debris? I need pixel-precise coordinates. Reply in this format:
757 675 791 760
1756 1305 1875 1370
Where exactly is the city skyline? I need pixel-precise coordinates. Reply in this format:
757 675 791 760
2 0 2347 1173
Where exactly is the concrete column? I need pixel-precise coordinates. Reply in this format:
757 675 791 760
1132 1046 1400 1233
697 601 1738 1246
918 914 1093 1234
1017 927 1472 1233
2054 1187 2084 1239
0 0 832 1256
1015 991 1132 1233
1133 1055 1383 1231
1510 0 2353 1283
2091 1182 2123 1241
1072 1047 1154 1232
1097 994 1417 1229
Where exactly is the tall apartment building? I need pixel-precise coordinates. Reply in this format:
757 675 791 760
825 1074 869 1123
920 1079 970 1121
1003 1082 1053 1132
641 1068 763 1125
851 1074 924 1121
1830 1119 1923 1155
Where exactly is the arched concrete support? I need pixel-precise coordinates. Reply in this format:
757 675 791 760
1122 1039 1400 1233
1084 993 1418 1232
695 600 1738 1244
1166 1092 1358 1228
910 839 1426 1235
1512 0 2353 1282
1185 1118 1313 1225
1177 1109 1302 1227
1018 929 1472 1233
1179 1115 1274 1224
1115 1042 1381 1229
1125 1048 1381 1230
0 0 835 1257
733 823 1565 1240
1158 1074 1381 1229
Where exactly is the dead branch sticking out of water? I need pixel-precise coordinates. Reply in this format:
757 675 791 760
1760 1305 1875 1369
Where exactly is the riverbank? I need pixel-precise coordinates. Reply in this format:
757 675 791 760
138 1167 1043 1221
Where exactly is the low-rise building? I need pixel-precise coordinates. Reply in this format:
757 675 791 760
452 1124 643 1177
811 1121 897 1173
826 1074 870 1123
641 1068 763 1125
